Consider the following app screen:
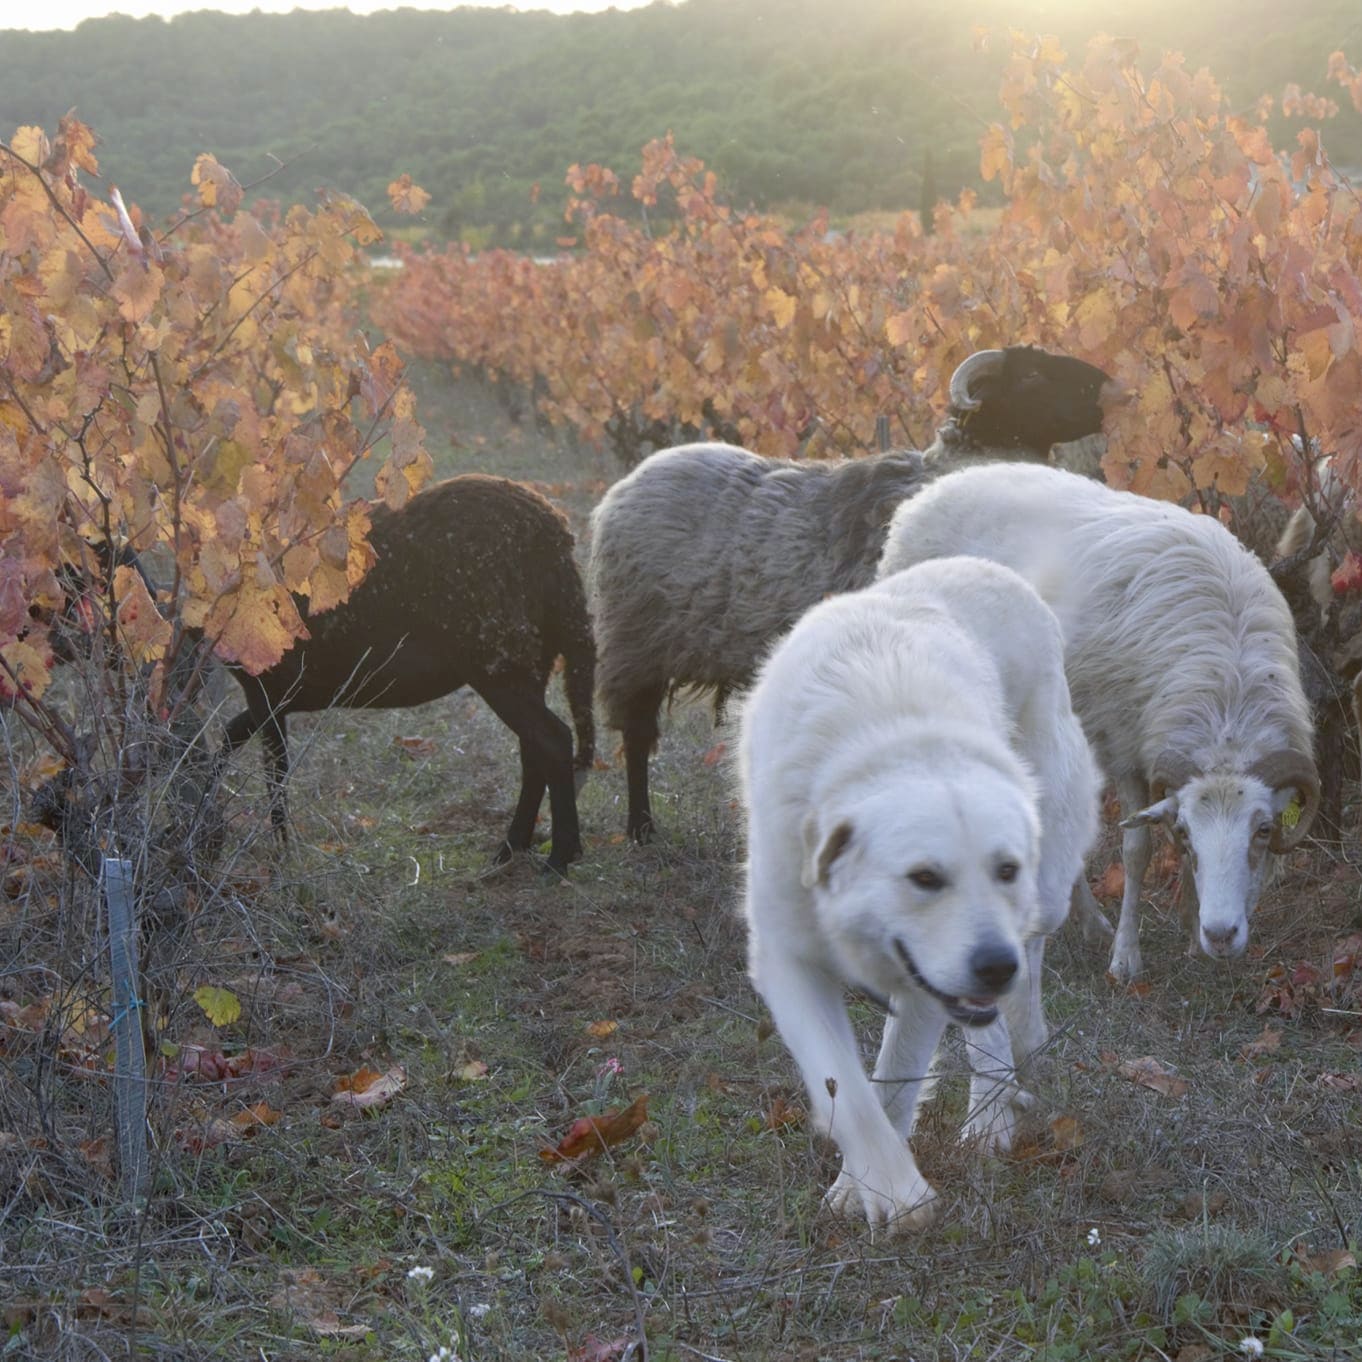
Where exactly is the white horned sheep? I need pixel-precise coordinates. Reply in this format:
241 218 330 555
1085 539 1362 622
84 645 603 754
589 345 1113 842
739 556 1099 1233
879 462 1319 981
221 475 596 874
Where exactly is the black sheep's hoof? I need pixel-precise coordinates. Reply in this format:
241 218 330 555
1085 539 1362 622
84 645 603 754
475 845 518 881
628 817 656 845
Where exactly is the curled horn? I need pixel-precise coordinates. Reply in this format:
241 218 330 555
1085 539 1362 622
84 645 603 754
1149 749 1199 803
1249 750 1321 852
948 349 1006 413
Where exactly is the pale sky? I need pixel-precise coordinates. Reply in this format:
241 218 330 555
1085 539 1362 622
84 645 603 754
15 1 658 32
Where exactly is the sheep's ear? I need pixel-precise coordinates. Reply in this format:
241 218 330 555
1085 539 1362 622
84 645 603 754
1119 797 1178 830
801 817 854 889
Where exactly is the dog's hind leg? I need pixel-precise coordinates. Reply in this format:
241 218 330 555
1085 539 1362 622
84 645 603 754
959 1010 1030 1154
959 934 1052 1153
865 986 947 1140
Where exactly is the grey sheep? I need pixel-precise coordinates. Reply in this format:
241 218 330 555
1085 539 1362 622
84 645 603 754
589 346 1113 842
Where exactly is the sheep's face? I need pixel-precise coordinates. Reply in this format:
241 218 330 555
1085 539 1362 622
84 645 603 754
800 767 1039 1026
1126 773 1292 958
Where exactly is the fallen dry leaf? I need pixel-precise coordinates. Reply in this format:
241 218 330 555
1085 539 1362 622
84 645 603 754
585 1019 618 1039
764 1095 805 1130
1175 1345 1216 1362
442 951 479 966
269 1267 371 1338
1094 862 1124 901
1049 1114 1085 1151
1318 1071 1362 1092
1294 1246 1357 1276
1115 1054 1190 1098
1179 1188 1230 1219
230 1102 282 1131
178 1117 246 1153
456 1060 489 1082
568 1336 632 1362
540 1094 649 1165
1240 1024 1283 1061
77 1136 114 1179
332 1064 408 1109
394 735 436 758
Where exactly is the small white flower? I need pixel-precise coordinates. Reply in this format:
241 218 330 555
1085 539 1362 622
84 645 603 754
1238 1340 1265 1359
468 1302 492 1320
407 1264 435 1282
1086 1227 1101 1247
427 1348 456 1362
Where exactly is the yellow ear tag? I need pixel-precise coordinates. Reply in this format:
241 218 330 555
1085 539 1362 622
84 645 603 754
1280 797 1302 830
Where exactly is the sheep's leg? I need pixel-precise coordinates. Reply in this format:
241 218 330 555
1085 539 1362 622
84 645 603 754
258 712 291 844
477 676 582 873
1069 876 1116 945
619 682 666 843
219 702 291 844
1109 776 1154 982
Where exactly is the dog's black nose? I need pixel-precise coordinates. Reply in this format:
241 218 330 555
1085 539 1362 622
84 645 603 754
969 942 1018 992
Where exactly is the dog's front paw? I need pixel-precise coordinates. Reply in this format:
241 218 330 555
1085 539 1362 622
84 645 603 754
824 1163 938 1234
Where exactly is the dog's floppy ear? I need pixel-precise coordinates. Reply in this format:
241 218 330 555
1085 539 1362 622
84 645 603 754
801 817 854 889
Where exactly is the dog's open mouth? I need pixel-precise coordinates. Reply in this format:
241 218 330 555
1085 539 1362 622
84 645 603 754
894 939 999 1027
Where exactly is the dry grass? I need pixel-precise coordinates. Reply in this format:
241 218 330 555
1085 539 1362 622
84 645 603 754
1 364 1359 1361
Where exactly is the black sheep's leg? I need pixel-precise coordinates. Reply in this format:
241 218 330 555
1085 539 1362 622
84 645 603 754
259 711 291 845
476 674 581 873
217 697 292 845
619 681 666 844
494 739 548 863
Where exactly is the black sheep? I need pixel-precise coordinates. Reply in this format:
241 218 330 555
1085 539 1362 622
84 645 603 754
223 475 596 872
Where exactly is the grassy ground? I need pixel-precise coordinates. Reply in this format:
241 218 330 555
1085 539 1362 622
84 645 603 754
2 362 1360 1361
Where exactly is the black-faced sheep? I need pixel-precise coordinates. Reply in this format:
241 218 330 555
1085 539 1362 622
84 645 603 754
879 462 1319 981
589 345 1114 843
222 475 596 873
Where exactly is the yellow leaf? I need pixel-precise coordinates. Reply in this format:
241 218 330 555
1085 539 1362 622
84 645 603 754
884 311 916 347
111 257 162 324
1298 327 1333 382
979 124 1012 182
194 985 242 1028
1073 292 1117 352
0 640 52 702
764 288 797 329
387 174 432 216
586 1020 619 1039
114 564 171 664
207 579 308 676
9 126 50 165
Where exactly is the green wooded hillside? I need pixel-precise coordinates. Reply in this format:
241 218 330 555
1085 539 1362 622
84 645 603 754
3 0 1359 242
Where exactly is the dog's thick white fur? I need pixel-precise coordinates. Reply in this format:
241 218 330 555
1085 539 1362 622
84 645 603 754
738 557 1100 1232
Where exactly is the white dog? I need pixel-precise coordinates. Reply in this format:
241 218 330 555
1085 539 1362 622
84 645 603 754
738 557 1099 1232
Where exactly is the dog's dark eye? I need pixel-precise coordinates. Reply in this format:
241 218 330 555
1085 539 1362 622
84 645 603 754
907 868 946 891
996 861 1020 883
1254 823 1273 841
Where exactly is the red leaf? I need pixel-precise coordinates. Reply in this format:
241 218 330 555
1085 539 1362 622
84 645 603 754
540 1094 649 1165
